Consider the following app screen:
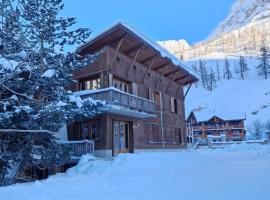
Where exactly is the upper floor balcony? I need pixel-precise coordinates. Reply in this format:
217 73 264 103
73 87 157 119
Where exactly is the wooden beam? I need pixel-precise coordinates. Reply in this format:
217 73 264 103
174 74 189 82
184 83 192 99
109 36 125 68
179 76 189 85
152 61 170 71
124 44 144 55
140 54 157 64
127 46 142 77
142 57 156 82
182 78 196 86
164 69 180 77
166 71 178 93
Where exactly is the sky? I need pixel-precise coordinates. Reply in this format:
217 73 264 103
62 0 236 45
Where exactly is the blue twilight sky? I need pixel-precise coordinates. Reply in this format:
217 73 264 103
62 0 235 44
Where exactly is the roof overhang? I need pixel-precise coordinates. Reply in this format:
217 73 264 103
76 22 199 86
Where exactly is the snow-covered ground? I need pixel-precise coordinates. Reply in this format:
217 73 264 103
185 56 270 129
1 144 270 200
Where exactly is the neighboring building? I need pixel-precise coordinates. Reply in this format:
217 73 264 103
66 23 198 157
186 111 246 144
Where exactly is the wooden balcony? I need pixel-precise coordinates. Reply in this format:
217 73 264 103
76 87 157 114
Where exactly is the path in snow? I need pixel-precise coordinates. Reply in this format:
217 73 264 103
1 144 270 200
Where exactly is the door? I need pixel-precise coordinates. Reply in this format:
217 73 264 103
113 121 130 155
113 121 120 155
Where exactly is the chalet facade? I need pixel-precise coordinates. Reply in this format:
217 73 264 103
186 112 246 144
66 23 198 157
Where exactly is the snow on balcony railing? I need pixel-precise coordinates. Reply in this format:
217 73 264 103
74 87 156 113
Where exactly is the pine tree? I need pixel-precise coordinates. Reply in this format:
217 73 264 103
206 68 216 91
224 57 232 80
257 47 270 79
191 62 198 88
199 59 208 88
216 60 220 81
0 0 106 184
238 56 249 80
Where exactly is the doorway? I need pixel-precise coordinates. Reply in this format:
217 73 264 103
113 120 130 155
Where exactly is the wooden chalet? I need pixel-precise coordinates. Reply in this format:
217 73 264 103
186 111 246 144
64 22 198 158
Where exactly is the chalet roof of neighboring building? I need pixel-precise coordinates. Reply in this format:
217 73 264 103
187 111 246 123
76 22 199 86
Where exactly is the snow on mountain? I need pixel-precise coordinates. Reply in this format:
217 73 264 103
185 56 270 129
210 0 270 39
159 0 270 60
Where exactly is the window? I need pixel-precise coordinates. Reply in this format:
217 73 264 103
174 99 178 113
152 91 161 109
147 123 161 143
80 77 101 91
80 120 101 141
179 128 182 144
113 78 130 93
170 98 178 113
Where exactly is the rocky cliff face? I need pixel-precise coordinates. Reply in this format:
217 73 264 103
159 0 270 60
210 0 270 39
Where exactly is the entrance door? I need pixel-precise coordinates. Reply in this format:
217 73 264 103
113 121 130 155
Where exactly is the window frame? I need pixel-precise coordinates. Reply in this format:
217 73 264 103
79 76 101 91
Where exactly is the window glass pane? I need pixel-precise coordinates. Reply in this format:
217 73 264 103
92 80 97 89
174 99 178 113
125 124 129 148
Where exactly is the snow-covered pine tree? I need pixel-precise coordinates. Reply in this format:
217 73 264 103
207 68 216 91
216 60 220 81
0 0 106 185
191 62 198 88
199 59 208 88
224 57 232 80
257 47 270 79
238 56 249 80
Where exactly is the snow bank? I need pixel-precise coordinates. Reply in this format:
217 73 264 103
1 144 270 200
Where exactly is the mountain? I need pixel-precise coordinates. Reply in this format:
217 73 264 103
158 0 270 129
210 0 270 39
159 0 270 60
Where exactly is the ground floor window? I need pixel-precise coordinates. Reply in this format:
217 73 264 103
148 124 162 143
80 119 101 141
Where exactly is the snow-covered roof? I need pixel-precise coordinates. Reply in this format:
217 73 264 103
191 110 246 122
77 22 198 85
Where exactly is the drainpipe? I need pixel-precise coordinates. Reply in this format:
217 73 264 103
160 93 165 150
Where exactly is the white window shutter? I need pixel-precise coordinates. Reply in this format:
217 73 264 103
170 98 175 113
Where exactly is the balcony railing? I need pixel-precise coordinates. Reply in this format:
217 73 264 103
58 140 95 157
76 87 156 113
